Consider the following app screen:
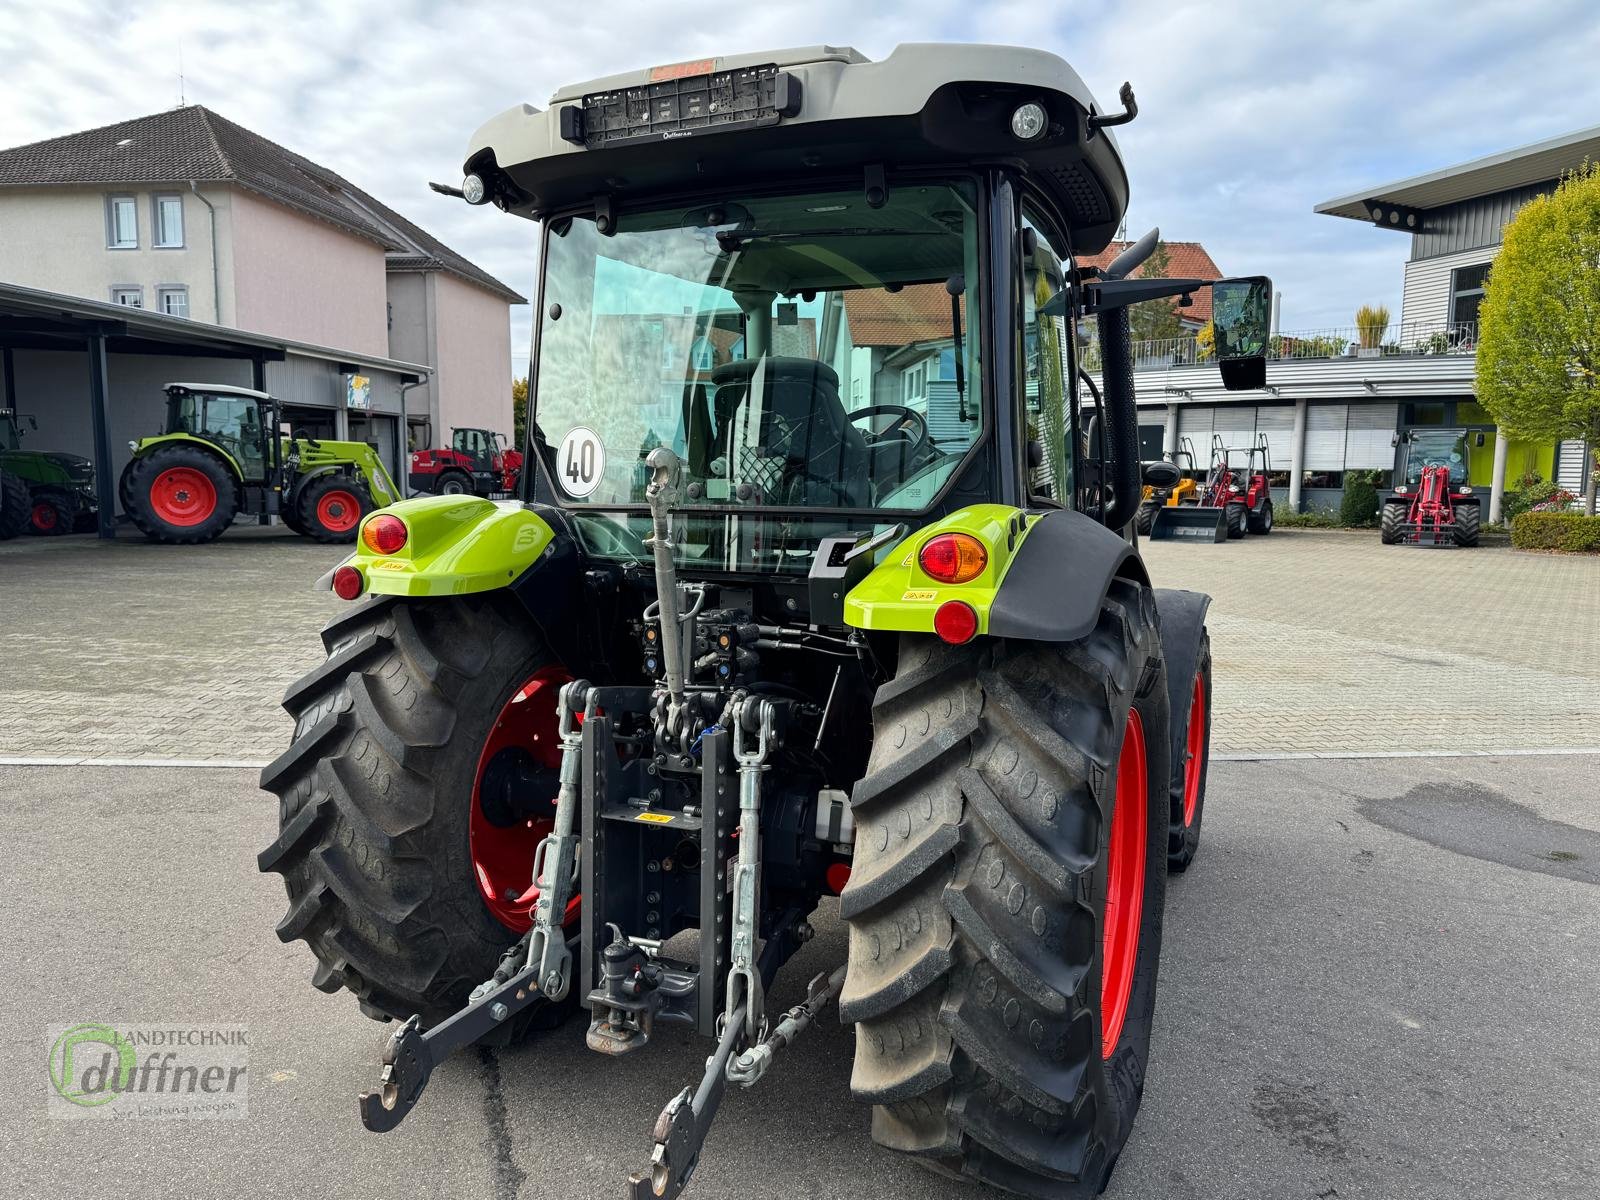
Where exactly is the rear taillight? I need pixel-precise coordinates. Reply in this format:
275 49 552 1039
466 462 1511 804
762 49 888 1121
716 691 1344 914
933 600 978 645
918 533 988 584
332 565 364 601
362 514 408 555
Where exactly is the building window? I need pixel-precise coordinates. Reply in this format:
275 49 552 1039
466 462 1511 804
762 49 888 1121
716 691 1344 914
901 361 928 404
153 193 184 248
689 336 714 371
157 286 189 318
106 195 138 249
1449 264 1489 329
110 286 143 308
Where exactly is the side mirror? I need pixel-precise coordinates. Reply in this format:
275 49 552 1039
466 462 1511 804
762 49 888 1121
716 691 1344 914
1211 276 1271 392
1475 431 1486 448
27 415 38 432
1391 433 1401 448
1142 460 1182 488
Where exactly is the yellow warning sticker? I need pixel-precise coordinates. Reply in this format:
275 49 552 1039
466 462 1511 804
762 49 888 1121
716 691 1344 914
635 812 675 824
901 589 938 602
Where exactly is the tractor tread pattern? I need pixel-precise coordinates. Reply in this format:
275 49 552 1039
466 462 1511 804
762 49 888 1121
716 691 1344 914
842 579 1167 1198
258 593 571 1032
0 471 30 539
120 443 240 544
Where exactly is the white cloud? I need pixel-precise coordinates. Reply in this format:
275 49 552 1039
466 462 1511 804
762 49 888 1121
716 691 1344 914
4 0 1598 376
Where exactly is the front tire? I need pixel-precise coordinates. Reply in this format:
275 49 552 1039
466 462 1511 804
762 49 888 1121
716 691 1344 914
0 470 29 539
842 579 1170 1197
295 474 373 543
1225 503 1247 539
437 471 472 496
1166 631 1212 872
1453 503 1480 547
1247 500 1273 535
29 488 74 536
1380 502 1406 545
1134 500 1158 536
258 594 574 1030
121 445 239 544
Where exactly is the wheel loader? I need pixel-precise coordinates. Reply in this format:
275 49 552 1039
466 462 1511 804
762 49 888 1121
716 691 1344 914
259 44 1267 1199
120 382 400 544
1134 436 1199 535
1380 428 1482 547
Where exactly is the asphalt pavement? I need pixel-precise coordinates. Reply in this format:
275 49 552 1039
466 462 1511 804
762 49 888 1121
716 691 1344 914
5 753 1597 1200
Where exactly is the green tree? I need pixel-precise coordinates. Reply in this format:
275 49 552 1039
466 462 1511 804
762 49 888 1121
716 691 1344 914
1128 242 1185 344
512 376 529 447
1478 163 1600 515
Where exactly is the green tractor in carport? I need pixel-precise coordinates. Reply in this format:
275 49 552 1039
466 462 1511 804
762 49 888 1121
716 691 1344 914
259 44 1266 1199
0 407 98 536
120 382 400 543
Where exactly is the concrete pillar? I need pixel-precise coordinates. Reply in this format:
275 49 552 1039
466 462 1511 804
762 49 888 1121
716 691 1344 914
1288 398 1307 510
1489 425 1510 524
1163 404 1179 457
85 332 117 540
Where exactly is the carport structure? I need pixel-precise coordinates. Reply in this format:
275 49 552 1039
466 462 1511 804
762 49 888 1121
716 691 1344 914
0 281 429 538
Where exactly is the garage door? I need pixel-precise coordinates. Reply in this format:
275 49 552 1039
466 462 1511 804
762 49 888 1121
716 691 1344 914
1345 403 1399 469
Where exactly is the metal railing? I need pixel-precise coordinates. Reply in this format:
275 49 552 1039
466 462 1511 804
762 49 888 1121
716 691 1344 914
1080 319 1480 372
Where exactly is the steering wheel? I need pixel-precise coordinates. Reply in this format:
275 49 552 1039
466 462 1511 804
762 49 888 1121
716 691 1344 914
847 404 931 458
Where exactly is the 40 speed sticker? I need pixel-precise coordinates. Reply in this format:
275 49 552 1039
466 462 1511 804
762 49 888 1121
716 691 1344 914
557 426 605 498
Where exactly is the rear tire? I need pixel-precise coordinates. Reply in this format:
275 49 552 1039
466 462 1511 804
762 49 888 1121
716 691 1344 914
0 470 29 539
1225 503 1247 539
258 593 576 1033
843 579 1170 1198
121 444 239 544
295 474 373 543
1453 503 1480 547
1380 502 1406 545
1166 631 1211 873
1247 500 1273 535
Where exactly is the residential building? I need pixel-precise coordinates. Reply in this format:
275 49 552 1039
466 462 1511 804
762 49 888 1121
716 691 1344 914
0 105 524 467
1126 124 1600 517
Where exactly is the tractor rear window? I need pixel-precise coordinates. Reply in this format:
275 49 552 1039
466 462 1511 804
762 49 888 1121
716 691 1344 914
532 181 983 518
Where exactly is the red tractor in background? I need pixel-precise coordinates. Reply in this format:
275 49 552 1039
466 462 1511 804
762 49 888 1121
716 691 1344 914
1196 432 1274 539
408 426 522 497
1380 428 1481 547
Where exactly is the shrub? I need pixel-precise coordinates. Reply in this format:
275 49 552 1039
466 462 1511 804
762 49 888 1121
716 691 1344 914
1274 506 1340 528
1356 304 1390 349
1503 473 1565 521
1510 511 1600 552
1340 473 1381 527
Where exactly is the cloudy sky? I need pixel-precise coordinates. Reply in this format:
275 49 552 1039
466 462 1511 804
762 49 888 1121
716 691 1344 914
4 0 1598 374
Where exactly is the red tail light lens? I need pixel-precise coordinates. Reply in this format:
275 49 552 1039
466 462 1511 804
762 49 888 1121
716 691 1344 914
332 565 364 601
933 600 979 645
919 533 988 584
362 514 408 555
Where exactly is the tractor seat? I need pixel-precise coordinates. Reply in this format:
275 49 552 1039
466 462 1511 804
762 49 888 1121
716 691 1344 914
709 357 869 505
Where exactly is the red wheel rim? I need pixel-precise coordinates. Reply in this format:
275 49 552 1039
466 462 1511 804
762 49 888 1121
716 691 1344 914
31 502 57 531
149 467 217 526
470 666 572 932
316 490 361 532
1101 707 1147 1058
1182 672 1206 827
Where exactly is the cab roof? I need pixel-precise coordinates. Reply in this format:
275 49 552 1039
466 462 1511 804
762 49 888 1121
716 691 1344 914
465 43 1131 253
165 382 272 401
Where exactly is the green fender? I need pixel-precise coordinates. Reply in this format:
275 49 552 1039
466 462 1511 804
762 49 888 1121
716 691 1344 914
345 495 556 597
843 504 1036 638
844 504 1145 642
129 432 247 477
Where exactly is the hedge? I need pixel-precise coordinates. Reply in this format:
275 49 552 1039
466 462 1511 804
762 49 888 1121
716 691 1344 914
1510 511 1600 552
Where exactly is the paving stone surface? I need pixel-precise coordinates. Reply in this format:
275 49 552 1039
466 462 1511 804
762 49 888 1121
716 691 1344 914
2 526 1596 760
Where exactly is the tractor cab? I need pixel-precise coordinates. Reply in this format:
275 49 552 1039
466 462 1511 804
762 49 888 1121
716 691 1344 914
1397 428 1474 486
163 383 275 482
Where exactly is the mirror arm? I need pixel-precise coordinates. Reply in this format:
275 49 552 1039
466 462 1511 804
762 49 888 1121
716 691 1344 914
1079 277 1210 315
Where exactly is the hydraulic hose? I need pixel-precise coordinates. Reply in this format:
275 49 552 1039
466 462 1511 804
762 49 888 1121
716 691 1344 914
1096 306 1142 529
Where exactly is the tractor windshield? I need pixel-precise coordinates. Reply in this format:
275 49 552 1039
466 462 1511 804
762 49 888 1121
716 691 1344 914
1405 431 1469 484
165 391 269 480
532 180 984 550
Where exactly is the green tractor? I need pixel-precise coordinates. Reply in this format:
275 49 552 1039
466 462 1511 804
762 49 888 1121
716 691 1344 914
0 407 97 536
260 44 1268 1199
120 382 400 544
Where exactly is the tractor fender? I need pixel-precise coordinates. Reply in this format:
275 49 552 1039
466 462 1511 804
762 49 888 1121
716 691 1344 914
128 433 245 478
987 508 1149 642
332 495 565 599
1153 588 1212 821
843 505 1149 644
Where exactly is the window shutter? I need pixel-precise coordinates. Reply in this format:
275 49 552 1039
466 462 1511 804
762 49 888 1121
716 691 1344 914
1344 403 1399 469
1304 404 1348 470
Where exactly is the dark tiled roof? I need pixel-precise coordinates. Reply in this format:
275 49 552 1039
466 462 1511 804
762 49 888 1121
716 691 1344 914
0 106 524 303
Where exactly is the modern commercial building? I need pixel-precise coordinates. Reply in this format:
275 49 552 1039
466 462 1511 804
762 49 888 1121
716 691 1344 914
0 104 524 467
1129 124 1600 516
